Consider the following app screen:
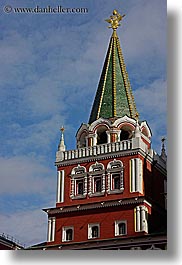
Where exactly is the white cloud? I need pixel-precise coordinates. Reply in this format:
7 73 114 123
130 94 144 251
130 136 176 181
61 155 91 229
0 208 47 247
0 156 56 195
122 0 166 62
134 78 167 151
135 79 167 116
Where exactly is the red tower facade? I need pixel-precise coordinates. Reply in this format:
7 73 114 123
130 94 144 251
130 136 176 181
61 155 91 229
42 10 167 250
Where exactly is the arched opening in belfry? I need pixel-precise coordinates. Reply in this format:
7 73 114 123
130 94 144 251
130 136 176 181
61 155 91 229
97 126 108 145
120 125 133 141
79 132 87 148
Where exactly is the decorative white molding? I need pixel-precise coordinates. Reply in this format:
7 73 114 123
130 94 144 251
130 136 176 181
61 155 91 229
112 115 136 128
135 206 148 233
70 165 87 199
56 170 65 203
89 117 111 132
47 217 56 242
140 121 152 138
56 140 133 163
130 158 143 193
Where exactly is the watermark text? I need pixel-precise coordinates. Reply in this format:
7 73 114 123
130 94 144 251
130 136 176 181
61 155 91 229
3 5 88 14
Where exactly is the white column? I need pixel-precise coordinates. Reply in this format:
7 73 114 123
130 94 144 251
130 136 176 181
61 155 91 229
102 174 105 192
107 172 111 192
56 171 61 203
120 171 124 189
135 206 141 232
84 176 87 195
47 218 52 242
135 159 139 191
106 131 111 143
51 218 56 241
141 206 147 232
70 178 74 198
56 170 65 203
138 159 143 193
93 133 97 146
88 175 92 195
130 159 135 192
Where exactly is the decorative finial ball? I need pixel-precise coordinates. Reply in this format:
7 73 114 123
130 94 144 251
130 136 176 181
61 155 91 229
113 9 118 15
60 126 65 133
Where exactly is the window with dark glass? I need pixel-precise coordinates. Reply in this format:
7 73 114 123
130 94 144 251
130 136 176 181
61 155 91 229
113 174 120 189
92 226 99 238
77 180 84 195
95 177 102 192
66 229 73 241
118 222 126 235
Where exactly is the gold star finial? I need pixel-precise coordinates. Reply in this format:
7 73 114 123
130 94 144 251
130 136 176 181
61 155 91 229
60 126 65 133
105 10 125 30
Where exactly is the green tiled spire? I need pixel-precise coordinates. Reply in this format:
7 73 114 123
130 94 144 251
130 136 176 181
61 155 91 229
89 10 138 124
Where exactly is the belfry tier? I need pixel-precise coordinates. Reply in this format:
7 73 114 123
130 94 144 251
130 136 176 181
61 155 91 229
76 116 151 149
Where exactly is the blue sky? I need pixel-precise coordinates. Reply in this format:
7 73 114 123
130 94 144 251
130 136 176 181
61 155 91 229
0 0 166 247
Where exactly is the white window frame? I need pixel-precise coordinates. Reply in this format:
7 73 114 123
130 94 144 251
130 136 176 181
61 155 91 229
107 159 124 194
76 179 84 195
62 226 74 242
115 220 127 236
70 165 87 199
88 162 105 197
88 223 100 239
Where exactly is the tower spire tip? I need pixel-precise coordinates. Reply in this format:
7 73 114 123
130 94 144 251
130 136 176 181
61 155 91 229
105 9 125 30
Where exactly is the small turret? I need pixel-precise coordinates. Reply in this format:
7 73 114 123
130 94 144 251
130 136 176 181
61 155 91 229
160 137 167 162
58 126 66 152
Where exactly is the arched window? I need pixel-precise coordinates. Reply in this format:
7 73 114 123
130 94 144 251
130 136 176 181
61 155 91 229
97 130 107 144
62 226 74 242
107 159 124 194
88 162 105 197
92 226 99 238
77 181 84 195
120 125 133 141
118 223 126 235
96 125 108 145
79 132 87 148
95 178 102 192
70 165 87 199
113 175 120 189
88 223 100 239
115 221 127 236
120 129 130 140
66 229 73 241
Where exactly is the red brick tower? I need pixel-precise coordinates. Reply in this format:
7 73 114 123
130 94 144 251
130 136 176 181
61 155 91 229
43 10 167 250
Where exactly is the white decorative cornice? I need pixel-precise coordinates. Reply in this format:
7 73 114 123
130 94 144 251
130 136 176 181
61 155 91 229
43 197 151 215
89 117 111 132
76 123 89 139
140 121 152 138
112 115 137 128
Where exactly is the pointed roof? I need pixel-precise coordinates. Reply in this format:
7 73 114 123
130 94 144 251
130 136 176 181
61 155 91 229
89 10 138 124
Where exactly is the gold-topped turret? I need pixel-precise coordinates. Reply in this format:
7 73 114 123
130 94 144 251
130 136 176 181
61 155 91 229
58 126 66 151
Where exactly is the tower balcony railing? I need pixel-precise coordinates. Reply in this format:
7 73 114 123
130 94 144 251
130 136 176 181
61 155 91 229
56 139 133 162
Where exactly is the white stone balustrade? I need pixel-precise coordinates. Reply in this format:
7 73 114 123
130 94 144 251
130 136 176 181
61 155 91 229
56 140 134 162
